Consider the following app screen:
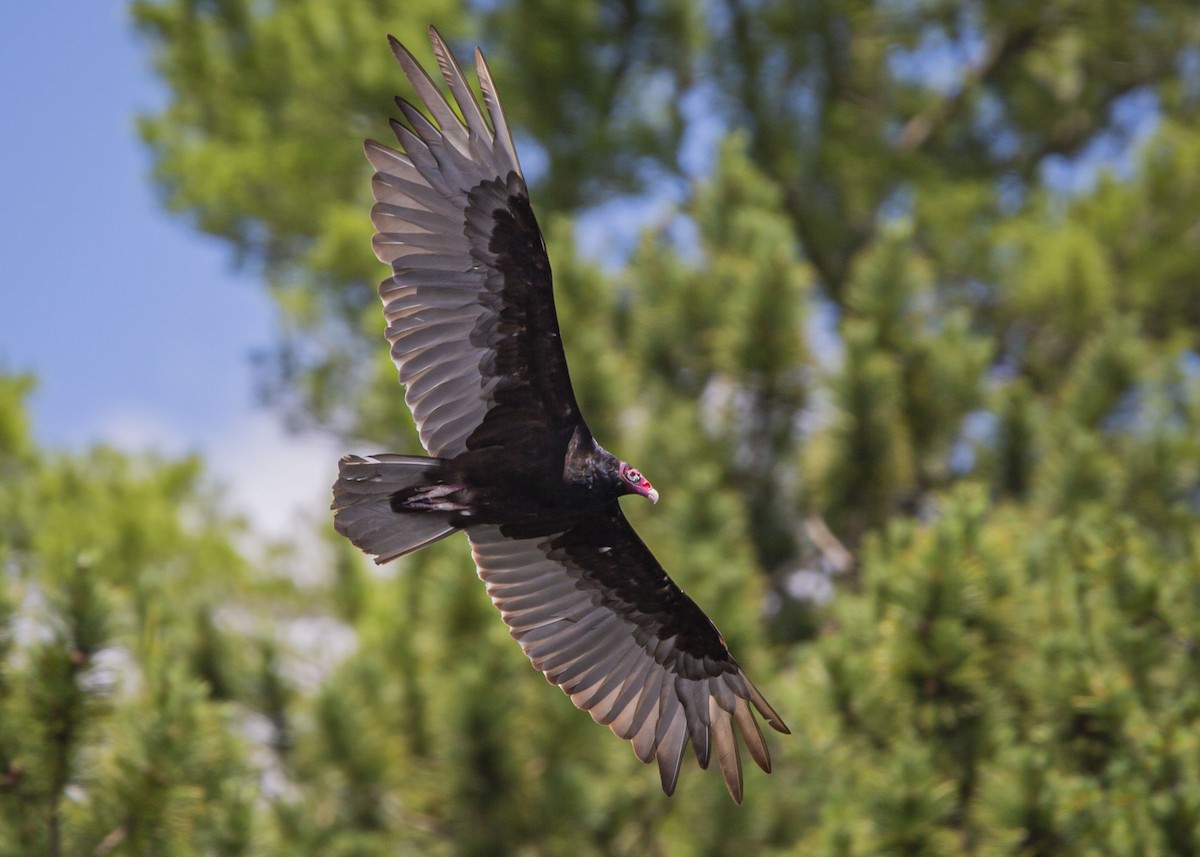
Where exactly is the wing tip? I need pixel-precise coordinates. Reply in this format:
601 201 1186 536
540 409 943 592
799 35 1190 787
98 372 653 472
428 24 448 54
387 32 412 63
657 746 684 797
748 683 790 734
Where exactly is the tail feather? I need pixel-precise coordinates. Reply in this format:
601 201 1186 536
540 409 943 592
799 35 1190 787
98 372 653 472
332 454 459 563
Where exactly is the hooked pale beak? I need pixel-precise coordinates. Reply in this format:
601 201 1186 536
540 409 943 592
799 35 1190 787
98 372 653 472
620 461 659 504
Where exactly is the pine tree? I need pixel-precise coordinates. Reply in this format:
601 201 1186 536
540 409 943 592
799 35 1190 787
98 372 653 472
124 0 1200 853
0 375 290 855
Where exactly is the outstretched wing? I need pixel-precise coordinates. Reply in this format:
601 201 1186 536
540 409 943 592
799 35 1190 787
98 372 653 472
466 510 789 803
367 28 585 459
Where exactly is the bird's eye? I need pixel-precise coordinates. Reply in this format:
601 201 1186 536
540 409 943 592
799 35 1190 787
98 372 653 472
627 470 642 485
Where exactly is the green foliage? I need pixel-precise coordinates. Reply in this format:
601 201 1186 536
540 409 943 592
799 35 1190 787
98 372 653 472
0 379 291 855
785 489 1200 855
16 0 1197 852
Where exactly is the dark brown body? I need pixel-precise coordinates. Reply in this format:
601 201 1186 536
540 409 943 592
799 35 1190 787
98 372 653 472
393 426 628 532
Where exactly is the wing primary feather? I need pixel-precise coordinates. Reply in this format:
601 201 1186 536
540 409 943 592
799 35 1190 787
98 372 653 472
733 697 772 773
363 138 413 173
655 700 688 796
709 696 744 805
473 47 521 175
388 120 454 196
395 96 443 142
710 673 739 714
394 96 477 184
387 33 466 139
678 676 711 770
428 26 492 143
748 684 791 735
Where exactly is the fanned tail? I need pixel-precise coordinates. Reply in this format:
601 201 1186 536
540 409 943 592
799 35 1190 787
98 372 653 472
332 454 459 563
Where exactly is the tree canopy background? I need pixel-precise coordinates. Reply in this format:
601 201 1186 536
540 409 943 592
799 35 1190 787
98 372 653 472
4 0 1200 854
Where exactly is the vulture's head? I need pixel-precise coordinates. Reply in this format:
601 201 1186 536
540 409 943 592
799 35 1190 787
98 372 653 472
618 461 659 504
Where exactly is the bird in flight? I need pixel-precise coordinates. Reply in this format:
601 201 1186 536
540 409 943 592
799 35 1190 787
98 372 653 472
332 26 788 803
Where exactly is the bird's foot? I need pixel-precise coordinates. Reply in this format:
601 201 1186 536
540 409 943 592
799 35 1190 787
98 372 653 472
391 482 471 512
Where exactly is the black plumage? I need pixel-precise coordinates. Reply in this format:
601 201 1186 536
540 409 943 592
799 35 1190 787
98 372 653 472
332 26 788 803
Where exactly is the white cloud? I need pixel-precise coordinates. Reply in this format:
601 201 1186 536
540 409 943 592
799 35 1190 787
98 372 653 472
93 406 344 542
204 413 343 539
93 407 191 457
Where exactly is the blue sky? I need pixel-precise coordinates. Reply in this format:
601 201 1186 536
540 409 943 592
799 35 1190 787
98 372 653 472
1 6 1161 537
0 5 669 539
1 5 341 534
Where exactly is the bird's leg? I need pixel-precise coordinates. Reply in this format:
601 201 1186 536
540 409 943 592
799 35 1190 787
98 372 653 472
390 482 471 513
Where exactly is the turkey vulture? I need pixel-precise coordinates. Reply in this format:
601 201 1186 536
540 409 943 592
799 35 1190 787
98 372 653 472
332 26 788 803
